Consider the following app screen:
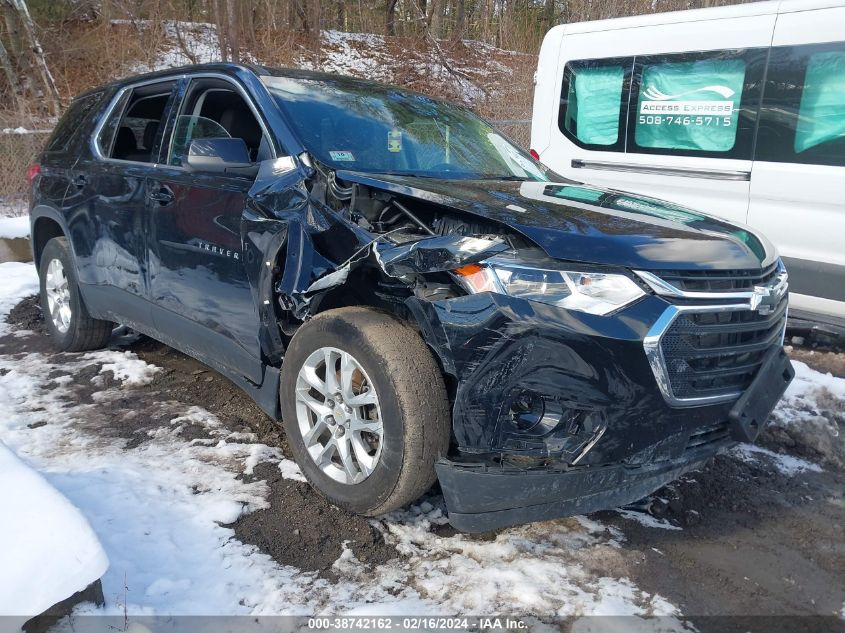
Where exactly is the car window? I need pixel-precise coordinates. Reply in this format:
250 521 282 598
98 81 175 163
46 92 103 153
757 42 845 167
559 59 629 150
168 115 231 167
166 81 272 167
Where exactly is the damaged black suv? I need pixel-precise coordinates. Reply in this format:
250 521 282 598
30 64 794 531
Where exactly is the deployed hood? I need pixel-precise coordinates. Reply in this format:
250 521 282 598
337 171 776 271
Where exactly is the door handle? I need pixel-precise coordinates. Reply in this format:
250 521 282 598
148 186 175 205
72 174 88 188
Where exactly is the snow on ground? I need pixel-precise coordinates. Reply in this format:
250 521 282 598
0 215 30 238
0 262 38 335
0 197 28 218
121 21 519 107
778 360 845 423
0 260 686 624
1 127 52 135
730 443 824 476
124 20 224 73
0 442 108 628
616 509 683 532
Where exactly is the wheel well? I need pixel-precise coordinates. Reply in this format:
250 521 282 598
32 217 65 266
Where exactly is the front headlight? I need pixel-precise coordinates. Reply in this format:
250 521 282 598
454 261 645 316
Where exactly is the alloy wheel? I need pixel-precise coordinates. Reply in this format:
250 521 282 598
45 258 72 334
294 346 384 484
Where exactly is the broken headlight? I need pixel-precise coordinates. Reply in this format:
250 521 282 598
454 260 645 316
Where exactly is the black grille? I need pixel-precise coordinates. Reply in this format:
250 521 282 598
656 262 780 293
661 296 787 400
685 421 731 451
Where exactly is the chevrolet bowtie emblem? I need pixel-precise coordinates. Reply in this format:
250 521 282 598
750 285 770 312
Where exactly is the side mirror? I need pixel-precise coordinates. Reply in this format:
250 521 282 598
185 138 256 175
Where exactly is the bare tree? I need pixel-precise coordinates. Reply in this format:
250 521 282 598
0 35 25 114
452 0 466 41
1 0 60 115
386 0 398 35
212 0 229 61
226 0 240 62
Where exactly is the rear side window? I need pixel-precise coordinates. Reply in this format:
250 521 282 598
628 50 764 159
45 92 103 153
97 80 176 163
757 42 845 167
559 59 630 151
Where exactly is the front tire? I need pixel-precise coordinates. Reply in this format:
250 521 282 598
280 307 451 516
39 237 112 352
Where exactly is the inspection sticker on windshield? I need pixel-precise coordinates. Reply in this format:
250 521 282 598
387 129 403 153
329 150 355 162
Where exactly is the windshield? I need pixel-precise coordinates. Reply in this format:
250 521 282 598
262 75 548 181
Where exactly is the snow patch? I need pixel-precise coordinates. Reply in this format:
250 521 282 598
279 458 307 482
0 197 28 218
0 442 108 624
0 215 29 239
1 126 50 135
616 510 683 531
779 360 845 422
730 443 823 475
0 262 39 335
86 350 161 386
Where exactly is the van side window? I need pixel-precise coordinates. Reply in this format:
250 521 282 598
627 50 764 159
97 81 176 163
757 43 845 167
559 59 630 151
635 58 745 152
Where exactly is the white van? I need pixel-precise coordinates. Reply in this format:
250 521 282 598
531 0 845 332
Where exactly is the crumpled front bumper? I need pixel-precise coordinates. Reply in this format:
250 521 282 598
435 443 722 533
408 289 793 532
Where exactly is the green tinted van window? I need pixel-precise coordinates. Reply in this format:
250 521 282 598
559 61 626 149
635 59 746 152
564 65 624 145
795 51 845 154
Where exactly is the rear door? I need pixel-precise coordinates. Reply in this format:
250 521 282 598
146 75 275 382
542 11 776 225
748 5 845 324
65 79 178 324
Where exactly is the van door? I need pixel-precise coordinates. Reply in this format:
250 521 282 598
540 13 775 225
748 7 845 326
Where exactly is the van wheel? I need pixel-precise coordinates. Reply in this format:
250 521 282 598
280 307 451 516
39 237 113 352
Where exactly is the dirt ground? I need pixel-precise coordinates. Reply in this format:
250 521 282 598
4 295 845 624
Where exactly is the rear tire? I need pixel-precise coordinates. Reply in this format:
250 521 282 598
39 237 112 352
280 307 451 516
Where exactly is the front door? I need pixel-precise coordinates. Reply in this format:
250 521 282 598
147 77 274 382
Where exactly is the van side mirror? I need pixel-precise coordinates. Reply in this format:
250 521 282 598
185 138 257 176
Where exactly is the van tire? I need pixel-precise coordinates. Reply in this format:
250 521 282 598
38 237 113 352
279 307 451 516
